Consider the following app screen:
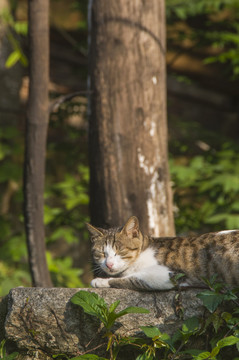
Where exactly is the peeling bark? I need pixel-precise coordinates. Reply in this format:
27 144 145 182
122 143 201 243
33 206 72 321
89 0 175 236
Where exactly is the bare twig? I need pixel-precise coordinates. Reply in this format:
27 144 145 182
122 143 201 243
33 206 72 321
48 90 91 114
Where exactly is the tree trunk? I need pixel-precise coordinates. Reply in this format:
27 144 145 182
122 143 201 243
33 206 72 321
89 0 175 236
23 0 52 287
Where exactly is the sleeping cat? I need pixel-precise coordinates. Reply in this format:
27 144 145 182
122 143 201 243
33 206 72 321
86 216 239 291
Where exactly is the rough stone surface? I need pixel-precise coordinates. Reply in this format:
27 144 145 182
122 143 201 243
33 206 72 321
2 287 204 358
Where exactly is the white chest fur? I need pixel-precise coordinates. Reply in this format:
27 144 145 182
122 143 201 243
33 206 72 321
93 245 174 290
124 248 158 275
123 247 173 290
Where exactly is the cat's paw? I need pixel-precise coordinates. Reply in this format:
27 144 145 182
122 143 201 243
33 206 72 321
91 277 110 288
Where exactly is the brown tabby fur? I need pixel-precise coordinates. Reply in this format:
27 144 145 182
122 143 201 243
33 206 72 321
149 230 239 286
88 216 239 290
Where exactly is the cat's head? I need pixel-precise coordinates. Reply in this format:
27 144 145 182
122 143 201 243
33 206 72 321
86 216 143 276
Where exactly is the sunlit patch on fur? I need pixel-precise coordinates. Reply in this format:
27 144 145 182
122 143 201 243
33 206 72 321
216 230 237 235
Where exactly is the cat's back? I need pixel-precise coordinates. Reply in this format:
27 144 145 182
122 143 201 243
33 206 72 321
149 229 239 285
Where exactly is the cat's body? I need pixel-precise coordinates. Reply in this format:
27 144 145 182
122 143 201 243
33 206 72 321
87 217 239 291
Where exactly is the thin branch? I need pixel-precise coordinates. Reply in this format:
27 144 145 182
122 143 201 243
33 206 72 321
48 90 92 114
53 25 88 57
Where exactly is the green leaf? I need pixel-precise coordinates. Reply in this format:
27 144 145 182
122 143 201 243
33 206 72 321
44 205 61 225
210 346 220 358
197 291 224 313
116 306 150 318
109 300 120 313
140 326 174 352
0 339 18 359
216 335 239 349
106 312 118 329
48 227 78 244
212 313 222 333
182 349 207 357
14 21 28 35
71 355 108 360
136 354 154 360
207 336 239 360
106 305 149 329
194 352 212 360
5 50 21 68
52 354 70 359
173 273 186 281
182 316 199 334
5 353 19 360
71 290 108 325
0 339 6 357
222 312 233 323
226 215 239 229
18 51 28 67
206 213 228 224
171 329 183 345
140 326 161 338
71 291 149 332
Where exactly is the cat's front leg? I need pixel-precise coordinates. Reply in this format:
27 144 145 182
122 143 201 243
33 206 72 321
91 277 111 288
91 277 137 290
109 266 175 291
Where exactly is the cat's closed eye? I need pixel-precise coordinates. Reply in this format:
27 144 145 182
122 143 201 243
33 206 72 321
119 248 138 256
93 250 104 259
121 255 133 260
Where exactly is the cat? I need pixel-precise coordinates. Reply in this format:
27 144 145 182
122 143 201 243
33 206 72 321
86 216 239 291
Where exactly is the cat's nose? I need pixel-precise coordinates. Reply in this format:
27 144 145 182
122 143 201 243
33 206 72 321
106 261 114 269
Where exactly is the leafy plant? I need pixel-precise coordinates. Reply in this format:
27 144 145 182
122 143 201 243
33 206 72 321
0 6 28 68
47 252 84 288
69 283 239 360
71 290 149 330
0 104 89 295
0 340 18 360
0 127 30 295
166 0 239 79
170 142 239 233
71 290 149 360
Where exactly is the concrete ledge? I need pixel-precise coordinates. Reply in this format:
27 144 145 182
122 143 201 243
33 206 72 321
3 287 204 359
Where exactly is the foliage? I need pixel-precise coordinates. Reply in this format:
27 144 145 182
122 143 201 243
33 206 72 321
71 290 149 330
44 156 89 288
68 284 239 360
44 98 90 289
170 141 239 234
45 164 89 238
0 6 28 68
71 290 149 360
0 127 30 295
0 118 89 295
166 0 239 233
47 252 84 288
71 0 88 30
0 340 18 360
166 0 239 79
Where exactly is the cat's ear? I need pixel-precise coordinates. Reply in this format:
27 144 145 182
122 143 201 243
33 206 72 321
122 216 140 239
86 223 104 237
